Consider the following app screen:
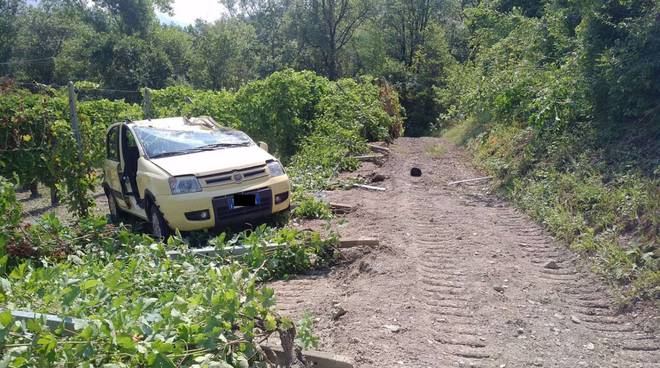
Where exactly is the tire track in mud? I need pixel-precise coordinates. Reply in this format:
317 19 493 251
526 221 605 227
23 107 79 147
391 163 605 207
501 212 660 367
269 137 658 368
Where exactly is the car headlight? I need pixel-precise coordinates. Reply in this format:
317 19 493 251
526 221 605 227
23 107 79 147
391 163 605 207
267 161 285 177
169 175 202 195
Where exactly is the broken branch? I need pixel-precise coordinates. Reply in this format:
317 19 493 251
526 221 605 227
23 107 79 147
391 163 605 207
447 176 494 185
353 183 386 191
338 238 379 248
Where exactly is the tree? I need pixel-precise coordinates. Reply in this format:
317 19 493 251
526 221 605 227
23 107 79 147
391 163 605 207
92 0 173 36
303 0 372 79
103 36 173 91
0 0 21 64
10 5 74 83
188 19 259 89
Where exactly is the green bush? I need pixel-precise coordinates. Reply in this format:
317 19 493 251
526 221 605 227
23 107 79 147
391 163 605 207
292 195 333 220
150 86 240 127
439 1 659 302
232 69 330 161
0 246 294 366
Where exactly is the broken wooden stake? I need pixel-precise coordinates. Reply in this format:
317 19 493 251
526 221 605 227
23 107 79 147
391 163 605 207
351 154 385 162
338 238 379 248
367 143 390 154
262 345 353 368
353 183 386 191
447 176 494 185
329 202 354 214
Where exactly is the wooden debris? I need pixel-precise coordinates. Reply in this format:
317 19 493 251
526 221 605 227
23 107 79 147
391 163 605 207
351 153 385 162
166 244 281 259
329 202 354 214
262 345 354 368
447 176 494 185
353 183 386 191
338 238 379 248
367 143 391 154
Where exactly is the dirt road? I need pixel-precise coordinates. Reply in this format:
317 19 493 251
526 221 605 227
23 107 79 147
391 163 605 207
271 137 659 368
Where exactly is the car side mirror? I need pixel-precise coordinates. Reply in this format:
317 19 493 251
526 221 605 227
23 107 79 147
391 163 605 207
258 141 269 152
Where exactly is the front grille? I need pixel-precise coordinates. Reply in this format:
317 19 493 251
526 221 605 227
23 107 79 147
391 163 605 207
212 188 272 228
200 164 267 187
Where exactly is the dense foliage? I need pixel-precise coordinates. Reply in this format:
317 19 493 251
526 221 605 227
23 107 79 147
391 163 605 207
0 182 338 366
0 70 402 219
0 0 461 134
439 0 659 302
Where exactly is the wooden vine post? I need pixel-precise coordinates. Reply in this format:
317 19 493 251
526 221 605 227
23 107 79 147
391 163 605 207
142 87 154 119
67 81 83 161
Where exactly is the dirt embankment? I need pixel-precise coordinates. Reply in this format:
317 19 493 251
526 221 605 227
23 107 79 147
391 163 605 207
271 137 659 368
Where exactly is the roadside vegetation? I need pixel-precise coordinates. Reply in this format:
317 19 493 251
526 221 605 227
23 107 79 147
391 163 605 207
437 1 659 304
1 0 658 364
0 70 402 365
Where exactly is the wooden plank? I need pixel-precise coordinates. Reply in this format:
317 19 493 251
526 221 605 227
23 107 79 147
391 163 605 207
367 143 390 154
3 309 84 336
353 183 386 191
351 154 385 162
338 238 379 248
329 202 353 214
447 176 494 185
262 344 353 368
166 244 282 259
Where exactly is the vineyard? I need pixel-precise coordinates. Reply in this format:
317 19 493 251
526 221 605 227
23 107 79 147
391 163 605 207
0 70 403 366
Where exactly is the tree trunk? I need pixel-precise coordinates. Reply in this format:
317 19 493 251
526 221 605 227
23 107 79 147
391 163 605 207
29 182 40 199
50 186 59 206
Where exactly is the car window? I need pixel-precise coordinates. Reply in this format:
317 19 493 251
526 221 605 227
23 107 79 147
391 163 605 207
125 128 138 148
107 126 119 161
133 126 253 158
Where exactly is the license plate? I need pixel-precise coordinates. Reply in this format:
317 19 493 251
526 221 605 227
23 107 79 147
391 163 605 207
232 193 261 207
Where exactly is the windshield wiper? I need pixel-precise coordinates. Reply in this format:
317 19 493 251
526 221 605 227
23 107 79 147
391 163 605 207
149 143 250 159
197 142 251 149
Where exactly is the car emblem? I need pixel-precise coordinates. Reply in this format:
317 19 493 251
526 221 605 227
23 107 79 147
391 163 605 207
232 172 244 183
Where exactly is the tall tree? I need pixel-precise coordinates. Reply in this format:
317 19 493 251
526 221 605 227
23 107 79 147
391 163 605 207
0 0 21 64
189 19 259 89
304 0 372 79
92 0 173 35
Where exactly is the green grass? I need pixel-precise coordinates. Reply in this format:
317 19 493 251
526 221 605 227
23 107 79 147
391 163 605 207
424 144 447 158
441 118 483 146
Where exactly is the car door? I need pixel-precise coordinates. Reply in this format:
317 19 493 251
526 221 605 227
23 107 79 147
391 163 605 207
103 125 129 209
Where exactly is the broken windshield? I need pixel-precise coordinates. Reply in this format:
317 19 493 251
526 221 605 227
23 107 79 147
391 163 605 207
133 126 253 158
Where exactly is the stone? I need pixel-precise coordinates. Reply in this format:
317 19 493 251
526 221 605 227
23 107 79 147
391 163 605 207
571 315 582 324
544 261 560 269
383 324 401 333
331 306 347 321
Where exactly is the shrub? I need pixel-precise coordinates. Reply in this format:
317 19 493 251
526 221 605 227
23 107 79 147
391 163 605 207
292 195 333 220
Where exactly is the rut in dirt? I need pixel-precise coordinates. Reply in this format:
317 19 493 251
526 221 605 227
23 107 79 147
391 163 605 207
271 137 659 368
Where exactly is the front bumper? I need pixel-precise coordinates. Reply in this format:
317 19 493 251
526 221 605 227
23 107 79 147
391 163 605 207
155 175 290 231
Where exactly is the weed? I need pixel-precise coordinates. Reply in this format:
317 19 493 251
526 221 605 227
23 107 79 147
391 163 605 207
292 195 333 220
424 144 447 158
296 312 320 349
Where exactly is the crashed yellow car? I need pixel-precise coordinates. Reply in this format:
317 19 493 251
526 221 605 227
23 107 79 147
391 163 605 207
102 116 291 238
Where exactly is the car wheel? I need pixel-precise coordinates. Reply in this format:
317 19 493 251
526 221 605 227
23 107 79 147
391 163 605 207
105 190 122 224
149 203 170 240
271 208 291 227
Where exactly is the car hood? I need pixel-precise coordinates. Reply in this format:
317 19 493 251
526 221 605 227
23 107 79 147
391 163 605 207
150 145 275 177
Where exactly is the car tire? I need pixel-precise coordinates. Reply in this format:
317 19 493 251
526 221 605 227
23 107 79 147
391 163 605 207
105 190 124 224
149 203 170 240
270 208 291 227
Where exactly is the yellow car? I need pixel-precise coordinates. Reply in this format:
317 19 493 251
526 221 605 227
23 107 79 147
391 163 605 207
102 116 291 238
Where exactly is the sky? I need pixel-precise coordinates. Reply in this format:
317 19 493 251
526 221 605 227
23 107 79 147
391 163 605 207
157 0 227 26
